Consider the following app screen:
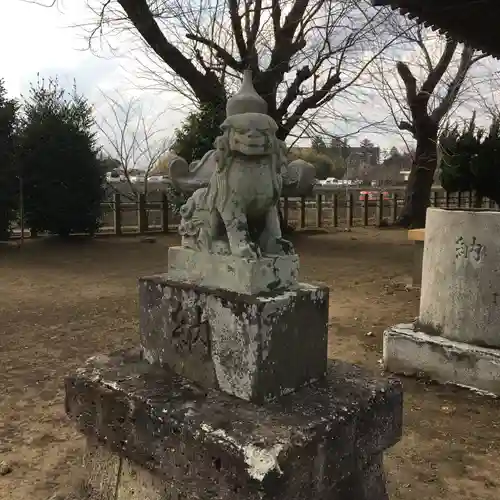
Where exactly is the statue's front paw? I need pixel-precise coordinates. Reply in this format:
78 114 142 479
275 237 295 255
236 243 260 259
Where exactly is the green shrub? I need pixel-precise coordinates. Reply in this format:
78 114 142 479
172 102 224 163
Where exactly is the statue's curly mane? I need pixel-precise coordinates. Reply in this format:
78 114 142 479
204 129 286 212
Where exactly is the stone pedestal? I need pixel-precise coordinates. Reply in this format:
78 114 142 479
167 246 300 295
139 276 328 403
65 350 402 500
65 70 402 499
384 323 500 397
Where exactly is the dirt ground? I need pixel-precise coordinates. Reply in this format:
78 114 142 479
1 228 499 500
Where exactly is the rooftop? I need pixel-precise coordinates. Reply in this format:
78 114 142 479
373 0 500 57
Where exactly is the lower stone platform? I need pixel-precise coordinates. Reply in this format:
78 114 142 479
139 276 328 403
384 323 500 396
167 246 299 295
65 349 402 500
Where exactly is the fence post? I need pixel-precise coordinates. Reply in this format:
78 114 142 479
299 197 306 228
391 193 398 224
457 191 462 208
283 197 289 227
433 190 439 208
332 193 338 227
138 194 148 234
316 194 323 228
445 191 450 208
161 193 169 234
468 191 473 208
376 193 384 226
114 193 122 236
347 192 354 228
363 193 369 226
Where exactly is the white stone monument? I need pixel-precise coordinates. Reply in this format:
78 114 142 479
384 207 500 396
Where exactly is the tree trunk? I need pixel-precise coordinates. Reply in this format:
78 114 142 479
398 124 438 228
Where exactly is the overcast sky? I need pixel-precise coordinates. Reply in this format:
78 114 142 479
2 0 499 158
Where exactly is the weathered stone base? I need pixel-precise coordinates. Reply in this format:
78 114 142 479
139 276 328 403
65 350 402 500
384 323 500 396
167 246 299 294
79 440 390 500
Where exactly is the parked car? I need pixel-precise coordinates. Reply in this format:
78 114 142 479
147 175 170 183
105 171 125 183
358 190 391 202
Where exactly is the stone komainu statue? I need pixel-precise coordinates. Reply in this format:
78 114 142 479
178 71 295 259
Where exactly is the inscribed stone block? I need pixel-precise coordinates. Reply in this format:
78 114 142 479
139 276 328 403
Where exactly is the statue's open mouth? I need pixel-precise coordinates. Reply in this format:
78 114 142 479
236 139 266 147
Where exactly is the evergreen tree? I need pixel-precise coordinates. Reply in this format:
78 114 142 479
360 138 375 149
0 80 18 240
388 146 400 158
172 102 223 163
19 77 103 237
440 113 500 207
311 136 327 152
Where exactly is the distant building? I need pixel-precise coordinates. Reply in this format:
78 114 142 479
367 151 413 186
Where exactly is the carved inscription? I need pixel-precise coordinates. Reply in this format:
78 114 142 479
455 236 486 264
169 298 211 358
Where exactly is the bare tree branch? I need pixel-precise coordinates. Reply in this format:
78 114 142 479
431 46 483 123
420 39 458 97
185 33 243 71
95 91 172 198
228 0 248 63
396 61 418 103
73 0 400 142
116 0 225 104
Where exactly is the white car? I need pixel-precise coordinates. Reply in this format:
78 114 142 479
105 172 125 182
148 175 169 183
128 175 145 183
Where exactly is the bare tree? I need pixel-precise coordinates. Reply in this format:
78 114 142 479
371 20 490 227
471 70 500 120
95 92 172 199
55 0 407 142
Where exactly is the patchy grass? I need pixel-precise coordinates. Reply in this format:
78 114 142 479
0 228 499 499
